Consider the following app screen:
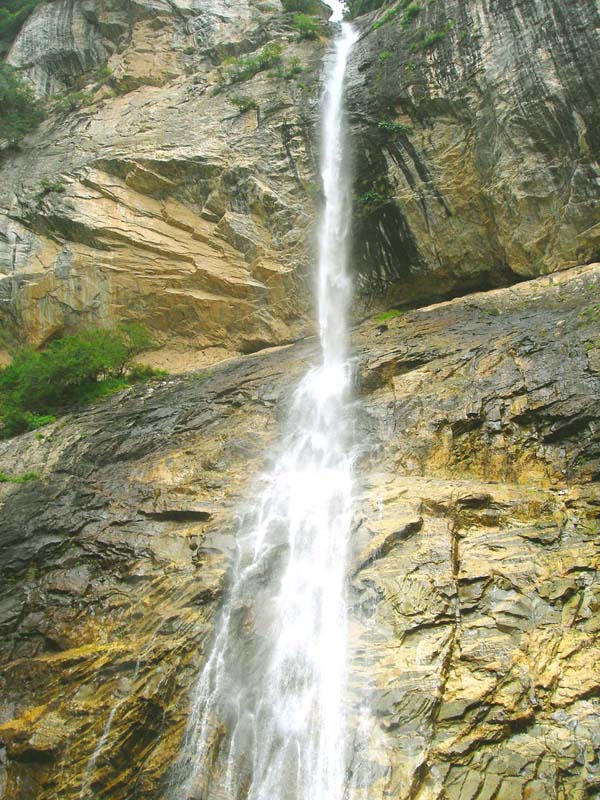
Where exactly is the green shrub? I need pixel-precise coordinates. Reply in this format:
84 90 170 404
0 0 41 54
127 364 168 382
371 6 400 31
378 50 393 61
282 0 313 11
222 43 283 85
230 94 258 112
374 309 403 323
0 61 43 143
0 324 161 439
368 0 424 30
269 57 304 80
378 119 411 134
346 0 387 19
54 89 93 113
0 470 40 483
39 179 66 195
358 189 393 210
401 1 421 27
411 20 455 51
292 13 320 40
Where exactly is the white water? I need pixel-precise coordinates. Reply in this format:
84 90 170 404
170 8 357 799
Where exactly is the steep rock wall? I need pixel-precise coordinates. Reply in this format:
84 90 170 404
3 0 600 359
0 0 325 366
0 263 599 799
347 0 600 305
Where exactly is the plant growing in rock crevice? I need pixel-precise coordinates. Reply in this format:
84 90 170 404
0 470 40 483
230 95 259 113
0 62 43 143
291 13 321 40
411 19 455 51
357 188 394 212
401 2 422 28
219 43 283 85
268 56 304 81
378 119 412 134
0 325 166 438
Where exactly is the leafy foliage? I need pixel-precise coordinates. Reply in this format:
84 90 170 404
346 0 388 19
0 61 43 143
400 1 422 28
268 56 304 80
378 119 412 134
0 0 40 53
54 89 94 113
230 94 258 112
281 0 314 11
221 43 283 85
291 13 320 40
374 309 403 323
411 19 455 51
0 325 164 438
357 189 393 210
371 5 401 30
0 470 39 483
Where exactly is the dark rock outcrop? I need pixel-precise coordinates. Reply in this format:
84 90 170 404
347 0 600 305
1 262 598 799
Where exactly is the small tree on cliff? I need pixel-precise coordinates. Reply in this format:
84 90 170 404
0 61 43 144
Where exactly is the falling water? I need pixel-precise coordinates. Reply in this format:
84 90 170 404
169 6 357 799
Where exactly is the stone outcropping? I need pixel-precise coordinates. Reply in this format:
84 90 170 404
1 0 326 366
2 0 600 361
0 262 598 799
347 0 600 305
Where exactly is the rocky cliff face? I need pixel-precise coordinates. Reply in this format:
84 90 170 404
347 0 600 306
1 2 600 800
2 0 599 360
0 0 326 367
1 263 599 799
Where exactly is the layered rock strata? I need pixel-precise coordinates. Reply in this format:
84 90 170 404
0 0 326 365
347 0 600 305
0 262 598 799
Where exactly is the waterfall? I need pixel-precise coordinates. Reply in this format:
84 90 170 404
169 7 358 799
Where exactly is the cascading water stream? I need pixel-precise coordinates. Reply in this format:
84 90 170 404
169 7 358 799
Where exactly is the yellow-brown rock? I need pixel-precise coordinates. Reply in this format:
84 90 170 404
0 262 598 799
0 1 326 359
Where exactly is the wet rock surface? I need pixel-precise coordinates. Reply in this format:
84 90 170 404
346 0 600 306
0 262 598 799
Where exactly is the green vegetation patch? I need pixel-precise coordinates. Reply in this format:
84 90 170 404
221 43 283 85
374 309 403 323
378 119 412 134
268 56 304 81
0 324 166 439
0 0 41 54
230 94 258 112
358 189 393 210
401 1 422 28
291 13 321 40
411 19 455 51
282 0 314 11
0 61 43 144
370 0 417 31
0 470 40 483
